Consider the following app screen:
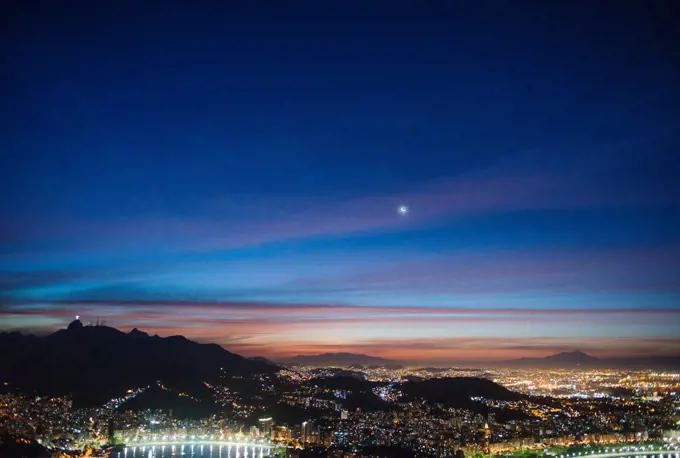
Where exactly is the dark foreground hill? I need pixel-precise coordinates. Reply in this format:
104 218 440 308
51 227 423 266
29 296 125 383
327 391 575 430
119 384 220 419
401 377 523 411
0 435 50 458
0 320 276 406
310 375 390 411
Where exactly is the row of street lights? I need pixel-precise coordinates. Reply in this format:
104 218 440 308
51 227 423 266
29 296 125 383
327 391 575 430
122 436 273 446
560 443 680 458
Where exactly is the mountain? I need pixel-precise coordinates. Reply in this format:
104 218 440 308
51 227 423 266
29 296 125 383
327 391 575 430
544 350 599 363
285 352 399 367
0 320 277 406
118 384 219 419
502 351 679 369
310 376 389 412
508 350 599 367
248 356 279 367
0 434 50 458
401 377 523 412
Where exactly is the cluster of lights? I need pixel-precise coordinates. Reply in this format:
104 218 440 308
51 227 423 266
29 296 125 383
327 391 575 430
559 443 680 458
122 436 274 446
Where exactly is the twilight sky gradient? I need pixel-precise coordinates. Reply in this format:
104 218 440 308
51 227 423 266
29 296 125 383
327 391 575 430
2 1 680 364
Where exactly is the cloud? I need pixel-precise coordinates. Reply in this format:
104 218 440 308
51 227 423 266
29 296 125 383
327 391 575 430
3 299 678 361
252 337 680 363
284 245 680 295
0 269 92 290
3 243 679 307
4 298 679 314
2 300 678 340
2 147 678 363
3 147 679 258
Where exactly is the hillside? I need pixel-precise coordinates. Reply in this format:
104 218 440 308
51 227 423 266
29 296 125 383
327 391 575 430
401 377 523 411
0 320 276 406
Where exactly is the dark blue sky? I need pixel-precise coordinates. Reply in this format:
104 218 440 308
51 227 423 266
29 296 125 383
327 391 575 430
1 1 679 362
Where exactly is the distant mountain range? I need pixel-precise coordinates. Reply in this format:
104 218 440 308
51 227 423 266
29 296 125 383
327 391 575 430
284 350 678 369
284 352 401 367
0 320 276 406
2 320 677 411
501 350 679 369
505 350 599 366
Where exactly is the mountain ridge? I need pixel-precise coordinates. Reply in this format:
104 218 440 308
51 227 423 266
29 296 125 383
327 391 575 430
0 319 276 406
284 352 399 367
510 350 599 364
282 350 679 369
501 350 679 369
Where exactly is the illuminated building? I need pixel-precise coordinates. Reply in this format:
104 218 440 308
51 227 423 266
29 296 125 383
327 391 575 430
259 417 273 440
301 421 311 444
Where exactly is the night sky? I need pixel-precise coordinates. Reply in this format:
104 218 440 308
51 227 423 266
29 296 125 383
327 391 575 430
2 1 679 364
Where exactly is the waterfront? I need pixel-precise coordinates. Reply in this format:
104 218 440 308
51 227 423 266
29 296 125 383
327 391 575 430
117 444 275 458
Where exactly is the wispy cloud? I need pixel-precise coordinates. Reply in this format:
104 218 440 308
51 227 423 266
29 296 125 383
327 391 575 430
2 147 679 362
3 148 678 258
284 245 680 295
3 243 679 303
2 300 678 359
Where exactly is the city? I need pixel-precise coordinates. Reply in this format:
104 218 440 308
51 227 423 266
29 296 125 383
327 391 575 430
2 2 679 458
1 323 679 458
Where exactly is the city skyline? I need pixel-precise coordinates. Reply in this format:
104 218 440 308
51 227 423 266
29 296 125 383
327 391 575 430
2 1 680 364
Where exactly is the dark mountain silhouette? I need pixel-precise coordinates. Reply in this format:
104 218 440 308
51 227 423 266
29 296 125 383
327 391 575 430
403 377 522 402
502 351 679 369
0 320 276 406
401 377 523 412
509 350 599 366
285 352 398 367
118 384 219 419
310 376 389 412
248 356 279 368
546 350 598 362
0 435 50 458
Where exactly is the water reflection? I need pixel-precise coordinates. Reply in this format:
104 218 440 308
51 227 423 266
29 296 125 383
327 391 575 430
118 445 273 458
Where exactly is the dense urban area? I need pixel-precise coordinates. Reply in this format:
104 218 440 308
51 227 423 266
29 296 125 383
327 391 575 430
2 354 679 458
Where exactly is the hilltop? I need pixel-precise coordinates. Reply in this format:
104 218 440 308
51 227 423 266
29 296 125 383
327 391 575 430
285 352 400 367
0 319 276 406
503 350 679 369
